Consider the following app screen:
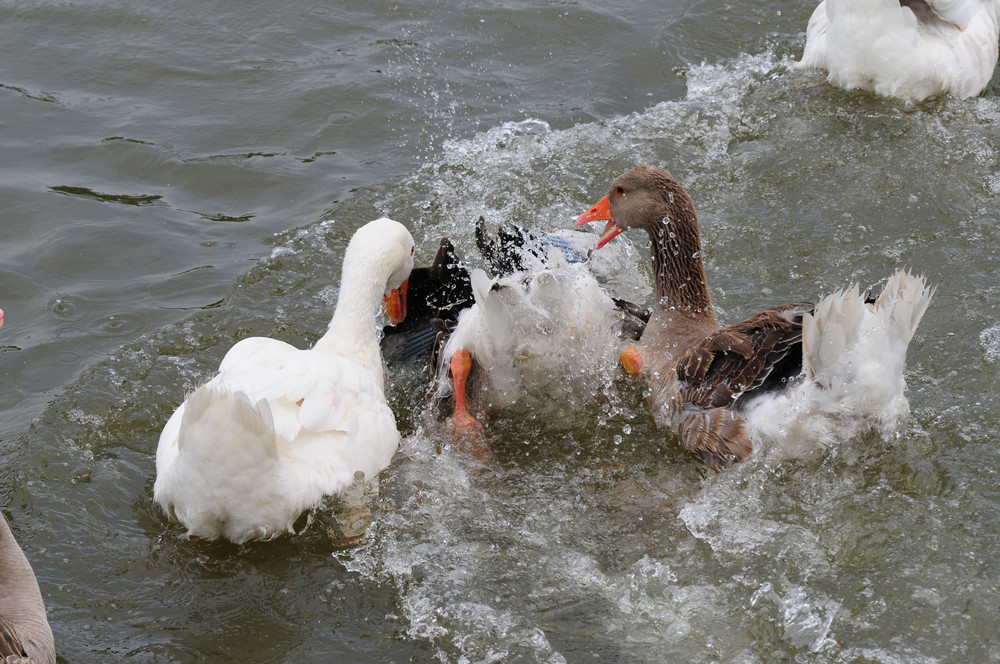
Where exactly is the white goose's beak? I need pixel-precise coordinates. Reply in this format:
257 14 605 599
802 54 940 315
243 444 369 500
382 280 408 325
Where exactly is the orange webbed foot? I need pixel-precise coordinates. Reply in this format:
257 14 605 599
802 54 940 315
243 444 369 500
450 409 493 464
449 349 494 464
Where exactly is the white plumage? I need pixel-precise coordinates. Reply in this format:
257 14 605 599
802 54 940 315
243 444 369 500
745 270 934 459
433 251 625 420
799 0 1000 102
154 217 414 543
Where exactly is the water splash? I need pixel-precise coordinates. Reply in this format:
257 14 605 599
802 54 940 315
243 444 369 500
328 44 1000 661
16 35 998 663
980 324 1000 364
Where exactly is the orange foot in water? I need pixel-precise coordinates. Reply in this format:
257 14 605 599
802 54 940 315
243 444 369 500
449 348 494 464
620 345 643 375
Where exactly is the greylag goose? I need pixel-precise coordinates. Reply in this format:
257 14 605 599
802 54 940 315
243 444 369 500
577 165 933 470
1 510 55 664
155 217 414 542
798 0 1000 102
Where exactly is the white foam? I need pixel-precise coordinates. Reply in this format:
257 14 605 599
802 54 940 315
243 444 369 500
981 324 1000 364
750 582 839 652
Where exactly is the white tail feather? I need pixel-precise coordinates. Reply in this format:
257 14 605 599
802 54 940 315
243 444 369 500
798 0 1000 102
157 386 297 542
748 270 932 458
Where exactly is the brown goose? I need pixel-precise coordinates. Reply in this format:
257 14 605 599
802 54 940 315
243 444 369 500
1 510 55 664
577 165 932 470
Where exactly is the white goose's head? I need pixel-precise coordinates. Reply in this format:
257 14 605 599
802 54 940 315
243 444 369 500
344 217 415 325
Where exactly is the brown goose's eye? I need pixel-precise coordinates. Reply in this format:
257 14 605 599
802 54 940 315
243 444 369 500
616 186 625 195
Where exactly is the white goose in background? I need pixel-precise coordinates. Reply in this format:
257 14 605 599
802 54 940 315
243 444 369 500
798 0 1000 102
577 166 933 470
154 217 414 543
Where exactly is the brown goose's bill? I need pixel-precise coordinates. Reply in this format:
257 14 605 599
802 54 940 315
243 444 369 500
575 194 623 249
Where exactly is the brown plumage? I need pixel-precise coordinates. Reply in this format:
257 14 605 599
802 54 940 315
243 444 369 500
675 303 812 410
0 511 55 664
577 165 812 470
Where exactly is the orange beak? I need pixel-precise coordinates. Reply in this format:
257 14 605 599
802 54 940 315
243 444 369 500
575 194 623 249
382 279 408 325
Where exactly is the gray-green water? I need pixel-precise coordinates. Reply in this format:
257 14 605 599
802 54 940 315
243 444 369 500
2 1 999 662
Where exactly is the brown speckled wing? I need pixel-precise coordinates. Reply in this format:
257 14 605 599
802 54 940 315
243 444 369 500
676 302 813 410
675 405 755 471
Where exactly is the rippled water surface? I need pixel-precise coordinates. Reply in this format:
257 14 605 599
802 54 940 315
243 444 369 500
2 1 999 662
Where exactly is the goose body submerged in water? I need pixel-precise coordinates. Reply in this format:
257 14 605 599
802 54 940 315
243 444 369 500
799 0 1000 102
1 510 56 664
577 165 933 470
0 316 51 662
154 217 414 543
428 219 647 441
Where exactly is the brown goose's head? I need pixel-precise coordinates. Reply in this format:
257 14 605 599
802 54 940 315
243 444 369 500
576 165 700 247
577 165 711 310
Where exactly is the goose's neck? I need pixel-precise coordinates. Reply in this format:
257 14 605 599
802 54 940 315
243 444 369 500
313 255 389 386
646 204 717 323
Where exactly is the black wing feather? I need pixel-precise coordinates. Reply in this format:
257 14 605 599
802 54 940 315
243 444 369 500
381 237 474 363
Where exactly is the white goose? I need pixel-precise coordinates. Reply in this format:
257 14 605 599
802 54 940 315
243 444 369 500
154 217 414 543
432 237 629 441
798 0 1000 102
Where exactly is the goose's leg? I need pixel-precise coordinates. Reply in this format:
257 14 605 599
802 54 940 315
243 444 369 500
449 349 492 462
